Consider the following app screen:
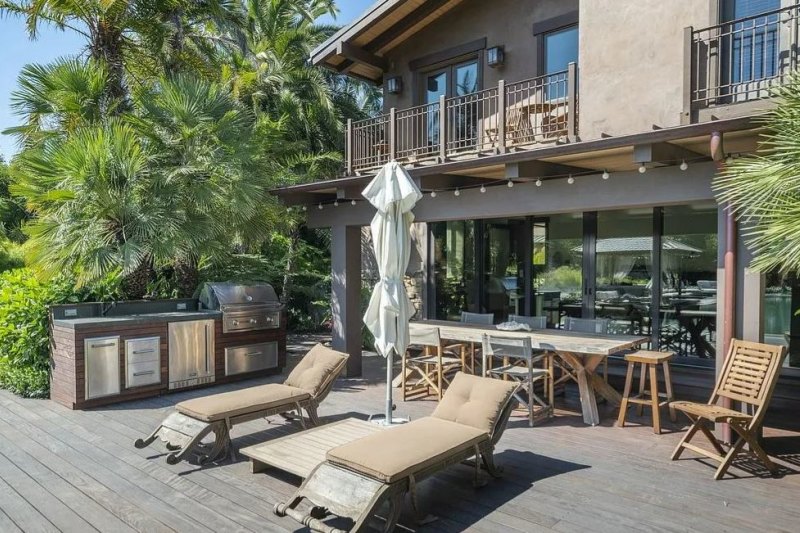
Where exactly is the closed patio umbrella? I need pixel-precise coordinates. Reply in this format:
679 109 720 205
362 161 422 425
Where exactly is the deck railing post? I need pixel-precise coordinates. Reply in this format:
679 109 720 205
567 62 577 142
682 26 694 125
438 95 447 162
497 80 506 153
389 107 397 161
346 119 353 175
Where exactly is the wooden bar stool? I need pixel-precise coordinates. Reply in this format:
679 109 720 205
617 351 677 434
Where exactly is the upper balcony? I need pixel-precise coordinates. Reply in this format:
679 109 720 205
345 64 577 176
686 4 800 122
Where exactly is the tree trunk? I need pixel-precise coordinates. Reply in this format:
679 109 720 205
280 225 301 306
91 19 128 108
122 259 153 299
174 256 200 298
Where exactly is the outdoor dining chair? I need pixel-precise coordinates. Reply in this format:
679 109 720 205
670 339 786 480
509 315 547 329
564 317 611 384
402 326 465 401
482 334 552 426
448 312 495 374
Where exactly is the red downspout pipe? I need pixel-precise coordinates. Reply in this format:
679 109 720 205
711 130 734 444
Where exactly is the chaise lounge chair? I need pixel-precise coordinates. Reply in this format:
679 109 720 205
273 372 519 532
135 343 348 465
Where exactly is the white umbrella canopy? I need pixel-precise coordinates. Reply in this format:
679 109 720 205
362 161 422 424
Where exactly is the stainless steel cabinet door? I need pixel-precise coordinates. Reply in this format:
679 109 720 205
85 336 121 400
168 320 215 388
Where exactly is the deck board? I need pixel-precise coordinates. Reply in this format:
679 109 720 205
0 337 799 532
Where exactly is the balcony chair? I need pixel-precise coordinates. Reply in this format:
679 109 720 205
135 344 348 465
274 373 519 532
401 326 465 401
482 334 553 426
670 339 786 480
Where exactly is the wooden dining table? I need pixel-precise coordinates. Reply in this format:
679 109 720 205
409 320 649 426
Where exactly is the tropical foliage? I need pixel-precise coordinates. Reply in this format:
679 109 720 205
0 0 382 396
714 77 800 275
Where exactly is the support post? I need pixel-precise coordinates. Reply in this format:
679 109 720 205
567 62 578 142
497 80 506 153
331 225 362 377
346 119 353 176
682 26 694 125
438 94 447 162
389 107 397 161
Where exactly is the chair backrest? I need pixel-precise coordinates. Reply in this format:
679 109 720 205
482 334 533 362
461 311 494 325
409 326 441 348
508 314 546 329
713 339 787 427
432 372 519 437
284 344 349 399
565 317 610 334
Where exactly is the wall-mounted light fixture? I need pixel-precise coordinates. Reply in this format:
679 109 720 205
487 46 505 68
386 76 403 95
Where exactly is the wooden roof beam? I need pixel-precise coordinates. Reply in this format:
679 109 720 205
336 42 388 72
633 142 704 167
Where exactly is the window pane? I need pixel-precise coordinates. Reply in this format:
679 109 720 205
544 25 578 100
534 213 583 327
455 62 478 96
659 203 718 361
483 219 526 323
426 71 447 145
764 273 800 368
595 209 654 336
431 221 476 320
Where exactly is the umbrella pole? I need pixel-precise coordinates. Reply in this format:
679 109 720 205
385 348 394 424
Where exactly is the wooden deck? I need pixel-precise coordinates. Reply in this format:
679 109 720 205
1 336 799 532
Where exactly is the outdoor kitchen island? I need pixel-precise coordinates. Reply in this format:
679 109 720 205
49 283 287 410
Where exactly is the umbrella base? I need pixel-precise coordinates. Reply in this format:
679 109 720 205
367 414 410 426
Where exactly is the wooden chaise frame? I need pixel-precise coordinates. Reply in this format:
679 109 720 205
670 339 786 480
134 353 349 465
273 385 520 533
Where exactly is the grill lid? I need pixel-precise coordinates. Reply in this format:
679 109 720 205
199 282 280 310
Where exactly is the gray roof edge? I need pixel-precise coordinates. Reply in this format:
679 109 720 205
310 0 397 63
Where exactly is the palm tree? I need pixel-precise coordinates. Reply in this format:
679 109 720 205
714 77 800 275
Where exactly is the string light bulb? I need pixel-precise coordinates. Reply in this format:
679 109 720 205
318 203 323 210
302 205 307 211
334 200 339 207
430 191 437 198
638 163 647 174
507 179 514 188
602 169 610 180
567 175 575 185
480 184 486 193
535 178 542 187
351 199 356 206
679 160 688 171
454 188 460 197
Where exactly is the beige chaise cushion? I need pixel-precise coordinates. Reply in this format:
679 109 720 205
431 372 518 434
176 384 310 422
326 417 486 483
284 343 347 396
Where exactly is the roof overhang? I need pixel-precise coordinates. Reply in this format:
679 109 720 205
272 115 764 205
312 0 466 84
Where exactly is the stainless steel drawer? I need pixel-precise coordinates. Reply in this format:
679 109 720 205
85 336 120 400
126 337 160 364
126 360 161 388
223 311 281 333
225 342 278 376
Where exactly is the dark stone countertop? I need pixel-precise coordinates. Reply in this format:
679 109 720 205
53 310 222 330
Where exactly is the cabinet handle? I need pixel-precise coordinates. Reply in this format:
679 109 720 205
91 342 116 348
245 351 263 357
133 370 155 377
132 349 155 355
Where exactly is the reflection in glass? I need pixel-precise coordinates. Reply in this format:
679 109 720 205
595 209 654 335
544 25 578 100
431 221 476 320
764 273 800 368
659 204 718 360
483 219 525 322
425 71 447 146
533 214 583 327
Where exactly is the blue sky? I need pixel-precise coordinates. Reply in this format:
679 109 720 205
0 0 373 160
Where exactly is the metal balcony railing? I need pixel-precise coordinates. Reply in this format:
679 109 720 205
345 63 578 175
687 4 799 112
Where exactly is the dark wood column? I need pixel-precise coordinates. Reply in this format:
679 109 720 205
331 225 363 376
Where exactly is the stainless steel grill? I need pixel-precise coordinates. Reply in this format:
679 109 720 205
199 282 284 333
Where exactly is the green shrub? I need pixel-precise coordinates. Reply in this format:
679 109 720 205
0 242 24 273
0 268 122 398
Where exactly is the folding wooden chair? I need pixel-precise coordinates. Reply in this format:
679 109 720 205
402 327 465 401
482 334 553 426
670 339 787 480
